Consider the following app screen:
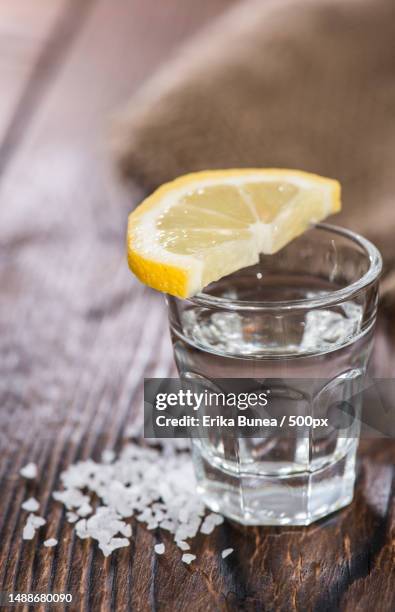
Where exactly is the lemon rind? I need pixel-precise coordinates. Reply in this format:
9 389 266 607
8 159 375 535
127 169 341 298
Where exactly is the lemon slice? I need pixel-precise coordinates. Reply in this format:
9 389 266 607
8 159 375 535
127 169 341 298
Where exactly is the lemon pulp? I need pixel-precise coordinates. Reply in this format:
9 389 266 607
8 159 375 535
127 169 341 297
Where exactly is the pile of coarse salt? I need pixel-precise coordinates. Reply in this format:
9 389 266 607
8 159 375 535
20 443 233 562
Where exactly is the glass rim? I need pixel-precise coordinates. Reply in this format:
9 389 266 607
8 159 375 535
186 223 382 312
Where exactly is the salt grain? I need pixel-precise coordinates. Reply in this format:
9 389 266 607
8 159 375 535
102 450 115 464
221 548 234 559
44 538 58 548
200 513 223 535
98 537 129 557
108 537 130 551
22 522 35 540
154 543 165 555
21 497 39 512
181 554 196 565
22 513 46 540
53 488 90 510
75 519 90 539
28 514 46 528
20 463 37 479
77 502 92 517
160 519 174 532
66 512 79 523
120 523 132 538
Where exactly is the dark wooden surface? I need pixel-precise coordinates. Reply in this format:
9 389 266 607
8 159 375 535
0 2 394 611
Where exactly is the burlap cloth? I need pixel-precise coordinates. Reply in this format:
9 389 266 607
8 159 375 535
112 0 395 302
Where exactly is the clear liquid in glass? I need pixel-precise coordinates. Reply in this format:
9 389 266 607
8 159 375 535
170 274 374 525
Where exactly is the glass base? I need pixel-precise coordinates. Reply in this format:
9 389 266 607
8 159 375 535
194 448 356 526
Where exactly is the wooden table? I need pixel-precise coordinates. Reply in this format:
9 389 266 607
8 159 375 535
0 2 394 610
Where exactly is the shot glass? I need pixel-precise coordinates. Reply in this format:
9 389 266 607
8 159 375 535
166 223 382 525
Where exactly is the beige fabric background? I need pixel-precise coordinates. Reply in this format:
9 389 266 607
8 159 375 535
112 0 395 299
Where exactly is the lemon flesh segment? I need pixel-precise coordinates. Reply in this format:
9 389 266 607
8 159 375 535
127 170 341 298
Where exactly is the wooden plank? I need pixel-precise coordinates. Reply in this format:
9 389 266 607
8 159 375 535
0 0 235 609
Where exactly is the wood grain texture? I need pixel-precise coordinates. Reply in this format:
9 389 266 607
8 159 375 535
0 1 394 611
